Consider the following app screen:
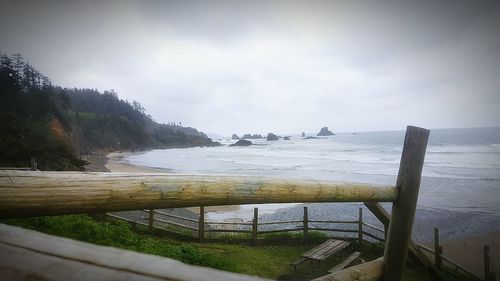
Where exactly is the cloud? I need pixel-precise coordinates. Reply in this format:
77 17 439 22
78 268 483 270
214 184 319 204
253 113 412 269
1 0 499 135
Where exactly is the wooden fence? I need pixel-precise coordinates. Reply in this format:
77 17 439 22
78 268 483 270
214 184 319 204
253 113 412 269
108 205 484 281
107 206 386 244
0 125 431 281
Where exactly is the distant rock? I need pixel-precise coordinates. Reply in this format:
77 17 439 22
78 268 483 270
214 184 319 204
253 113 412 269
284 136 291 140
304 136 319 139
267 133 279 141
317 127 335 136
231 134 240 140
241 134 264 139
229 139 253 147
301 132 305 137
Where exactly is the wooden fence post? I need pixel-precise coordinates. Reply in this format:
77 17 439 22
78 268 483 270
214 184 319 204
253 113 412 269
303 206 309 241
148 209 154 231
434 228 442 269
198 206 205 242
252 207 258 246
485 244 491 281
30 157 37 171
358 207 363 243
383 126 430 281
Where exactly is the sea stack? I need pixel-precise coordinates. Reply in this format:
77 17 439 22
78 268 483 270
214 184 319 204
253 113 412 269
231 134 240 140
267 133 279 141
317 127 335 136
229 139 253 146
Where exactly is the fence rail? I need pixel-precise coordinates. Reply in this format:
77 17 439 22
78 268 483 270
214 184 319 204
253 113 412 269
108 206 386 243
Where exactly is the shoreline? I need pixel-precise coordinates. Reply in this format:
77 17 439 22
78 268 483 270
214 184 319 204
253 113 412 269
105 151 172 173
84 149 499 277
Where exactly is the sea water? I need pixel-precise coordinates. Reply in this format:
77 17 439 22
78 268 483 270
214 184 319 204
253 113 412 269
124 127 500 218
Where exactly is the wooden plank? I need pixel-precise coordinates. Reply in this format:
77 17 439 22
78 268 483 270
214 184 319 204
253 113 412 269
308 228 358 233
290 257 307 271
309 241 344 260
315 241 350 261
362 231 385 242
328 252 361 273
302 239 350 261
199 206 205 242
434 228 442 269
107 213 149 227
303 206 309 241
0 223 269 281
384 126 429 281
358 208 363 243
0 243 162 281
152 210 199 223
257 220 303 225
148 209 154 231
0 170 398 218
313 257 384 281
362 222 385 233
252 207 258 246
153 217 198 231
302 239 340 259
308 220 359 224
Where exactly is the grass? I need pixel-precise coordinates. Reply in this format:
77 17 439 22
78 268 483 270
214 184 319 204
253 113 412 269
3 215 319 279
2 215 463 280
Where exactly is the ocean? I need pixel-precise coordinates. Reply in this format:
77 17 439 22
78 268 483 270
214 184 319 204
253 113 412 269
123 127 500 218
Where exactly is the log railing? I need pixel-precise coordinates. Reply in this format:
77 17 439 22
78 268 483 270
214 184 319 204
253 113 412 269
0 172 397 218
0 125 430 281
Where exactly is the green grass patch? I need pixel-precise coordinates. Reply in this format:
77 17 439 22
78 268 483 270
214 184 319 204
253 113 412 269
3 215 463 280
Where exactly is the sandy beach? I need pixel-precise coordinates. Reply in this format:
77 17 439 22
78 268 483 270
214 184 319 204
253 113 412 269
85 150 499 278
440 229 500 279
105 151 172 173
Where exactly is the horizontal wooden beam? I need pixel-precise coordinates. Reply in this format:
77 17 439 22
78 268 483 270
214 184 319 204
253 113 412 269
0 171 397 218
312 257 384 281
0 223 269 281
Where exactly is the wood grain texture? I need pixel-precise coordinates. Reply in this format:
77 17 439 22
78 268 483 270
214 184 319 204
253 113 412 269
312 257 384 281
0 223 270 281
383 126 430 281
364 202 445 281
0 170 397 218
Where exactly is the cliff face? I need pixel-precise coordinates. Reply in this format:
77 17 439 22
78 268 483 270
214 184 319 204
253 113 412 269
0 52 217 170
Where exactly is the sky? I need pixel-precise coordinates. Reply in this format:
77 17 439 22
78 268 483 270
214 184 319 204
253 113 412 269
1 0 499 136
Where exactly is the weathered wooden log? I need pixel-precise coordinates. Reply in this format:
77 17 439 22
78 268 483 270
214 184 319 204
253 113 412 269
312 257 384 281
0 223 269 281
384 126 430 281
0 171 397 218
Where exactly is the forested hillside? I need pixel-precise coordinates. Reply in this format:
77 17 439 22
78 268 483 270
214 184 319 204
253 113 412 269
0 52 218 170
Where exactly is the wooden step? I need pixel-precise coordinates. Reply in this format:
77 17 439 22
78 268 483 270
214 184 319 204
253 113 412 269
290 257 307 271
327 252 361 273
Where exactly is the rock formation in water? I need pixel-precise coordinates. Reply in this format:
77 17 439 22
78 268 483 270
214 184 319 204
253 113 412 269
229 139 253 147
241 134 264 139
267 133 279 141
231 134 240 140
304 136 319 139
284 136 291 140
301 132 305 137
317 127 335 136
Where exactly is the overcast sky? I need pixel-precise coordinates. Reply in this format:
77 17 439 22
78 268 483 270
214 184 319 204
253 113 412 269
1 1 499 136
